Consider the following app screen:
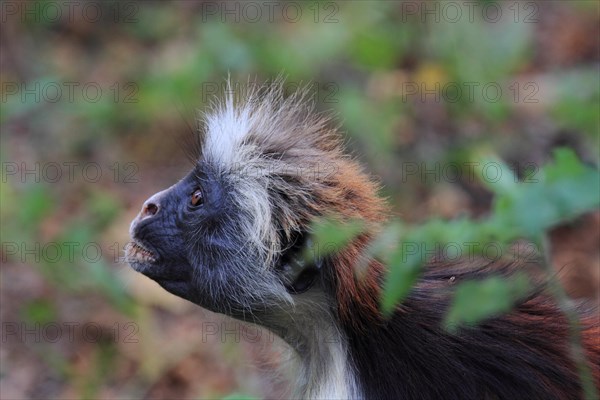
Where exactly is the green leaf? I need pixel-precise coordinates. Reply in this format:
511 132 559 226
304 216 364 260
476 157 517 194
483 148 599 237
380 238 427 316
378 217 506 316
545 148 585 180
444 273 531 333
379 149 598 315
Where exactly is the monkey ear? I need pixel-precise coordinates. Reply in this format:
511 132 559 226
278 238 323 294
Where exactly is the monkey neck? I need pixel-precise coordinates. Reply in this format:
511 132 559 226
292 316 360 399
267 292 362 399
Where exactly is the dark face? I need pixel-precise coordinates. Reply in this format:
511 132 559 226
126 162 313 320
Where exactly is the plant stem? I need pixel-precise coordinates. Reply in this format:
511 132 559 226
538 234 598 400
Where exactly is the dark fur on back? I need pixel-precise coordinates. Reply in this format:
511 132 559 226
326 258 600 399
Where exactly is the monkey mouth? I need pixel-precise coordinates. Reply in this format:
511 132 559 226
125 240 158 265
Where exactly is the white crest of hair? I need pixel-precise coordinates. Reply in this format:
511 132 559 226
200 78 320 266
200 79 363 398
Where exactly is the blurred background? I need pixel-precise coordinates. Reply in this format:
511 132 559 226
1 1 598 398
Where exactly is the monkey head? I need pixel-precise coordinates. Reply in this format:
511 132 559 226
125 84 385 326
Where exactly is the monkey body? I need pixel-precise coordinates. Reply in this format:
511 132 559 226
127 83 599 399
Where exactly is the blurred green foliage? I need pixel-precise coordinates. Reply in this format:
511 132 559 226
371 148 600 317
444 273 530 332
1 0 598 398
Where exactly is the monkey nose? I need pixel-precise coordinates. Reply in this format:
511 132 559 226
138 189 167 221
141 201 158 218
129 188 168 237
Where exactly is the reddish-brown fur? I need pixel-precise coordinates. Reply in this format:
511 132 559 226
302 125 599 397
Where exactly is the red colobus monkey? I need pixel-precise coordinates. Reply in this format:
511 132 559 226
126 82 599 399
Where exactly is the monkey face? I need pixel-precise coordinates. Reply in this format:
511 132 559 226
126 162 295 319
126 84 385 324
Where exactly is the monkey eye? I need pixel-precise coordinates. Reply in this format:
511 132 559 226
190 188 204 207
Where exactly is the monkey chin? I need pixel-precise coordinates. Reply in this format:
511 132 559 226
124 241 193 300
124 241 169 283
